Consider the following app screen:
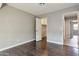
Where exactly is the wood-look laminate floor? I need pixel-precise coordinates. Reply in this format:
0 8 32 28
0 40 36 56
47 42 78 56
0 40 78 56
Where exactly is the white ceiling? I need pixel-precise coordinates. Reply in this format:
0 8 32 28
7 3 79 16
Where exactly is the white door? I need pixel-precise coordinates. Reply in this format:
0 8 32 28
36 18 41 41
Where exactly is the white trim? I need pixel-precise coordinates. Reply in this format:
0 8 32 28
0 39 35 52
47 40 63 45
0 3 2 8
36 39 41 41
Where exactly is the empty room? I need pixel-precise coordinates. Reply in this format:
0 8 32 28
0 3 78 56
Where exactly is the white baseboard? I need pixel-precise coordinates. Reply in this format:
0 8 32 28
47 40 63 45
0 39 35 52
36 40 41 41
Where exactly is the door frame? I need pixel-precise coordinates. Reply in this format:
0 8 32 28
63 11 79 46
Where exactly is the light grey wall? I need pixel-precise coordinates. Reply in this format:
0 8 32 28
45 5 79 44
0 5 35 50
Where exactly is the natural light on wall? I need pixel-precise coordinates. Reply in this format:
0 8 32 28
41 17 47 25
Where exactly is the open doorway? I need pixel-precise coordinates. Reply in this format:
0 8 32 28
41 17 48 49
64 12 79 48
36 17 48 55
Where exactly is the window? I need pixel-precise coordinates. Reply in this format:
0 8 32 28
73 24 78 30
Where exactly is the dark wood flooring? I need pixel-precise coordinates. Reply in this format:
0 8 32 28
47 42 78 56
0 40 36 56
0 40 78 56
